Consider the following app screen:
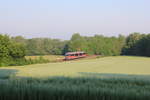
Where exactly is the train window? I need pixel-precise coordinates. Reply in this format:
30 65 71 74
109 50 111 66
79 53 82 56
65 52 86 57
75 54 78 56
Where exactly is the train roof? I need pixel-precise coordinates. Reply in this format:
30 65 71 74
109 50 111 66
65 51 85 55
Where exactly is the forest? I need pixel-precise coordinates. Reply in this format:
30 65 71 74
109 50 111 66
10 32 150 56
0 32 150 66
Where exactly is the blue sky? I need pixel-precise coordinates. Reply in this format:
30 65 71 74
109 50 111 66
0 0 150 39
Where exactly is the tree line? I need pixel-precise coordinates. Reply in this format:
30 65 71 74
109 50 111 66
122 33 150 56
11 37 68 55
10 34 126 56
0 32 150 66
6 32 150 57
67 33 150 57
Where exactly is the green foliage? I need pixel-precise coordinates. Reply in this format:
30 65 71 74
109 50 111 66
19 33 125 56
9 43 26 58
67 33 88 52
0 34 51 67
123 33 150 57
0 34 27 66
11 36 26 45
67 34 125 56
0 57 50 67
26 38 67 55
0 35 11 59
136 34 150 56
123 33 142 55
0 77 150 100
1 32 150 67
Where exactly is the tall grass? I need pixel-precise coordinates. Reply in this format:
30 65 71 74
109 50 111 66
0 77 150 100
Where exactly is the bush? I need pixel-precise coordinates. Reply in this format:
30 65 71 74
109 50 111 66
0 57 50 67
0 34 28 66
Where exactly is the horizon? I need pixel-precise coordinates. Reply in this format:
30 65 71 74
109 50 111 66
1 32 148 40
1 0 150 39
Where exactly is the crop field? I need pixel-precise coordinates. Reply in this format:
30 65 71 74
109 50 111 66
1 77 150 100
0 56 150 100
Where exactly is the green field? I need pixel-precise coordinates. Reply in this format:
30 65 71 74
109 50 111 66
1 56 150 100
1 56 150 78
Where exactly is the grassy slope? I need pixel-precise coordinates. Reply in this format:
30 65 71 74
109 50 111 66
1 56 150 77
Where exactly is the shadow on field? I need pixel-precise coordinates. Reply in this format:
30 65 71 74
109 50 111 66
0 69 18 79
1 73 150 100
78 72 150 80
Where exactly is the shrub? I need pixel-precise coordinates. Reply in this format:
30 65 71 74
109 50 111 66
0 57 50 67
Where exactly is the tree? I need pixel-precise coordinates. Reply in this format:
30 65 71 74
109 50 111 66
26 38 67 55
67 34 125 56
68 33 88 52
0 35 11 59
136 34 150 56
9 43 26 58
123 33 142 55
11 36 26 45
0 34 26 66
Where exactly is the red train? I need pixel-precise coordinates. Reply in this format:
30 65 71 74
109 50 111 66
65 51 87 60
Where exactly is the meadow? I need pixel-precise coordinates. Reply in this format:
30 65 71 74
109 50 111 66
0 56 150 100
1 56 150 77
